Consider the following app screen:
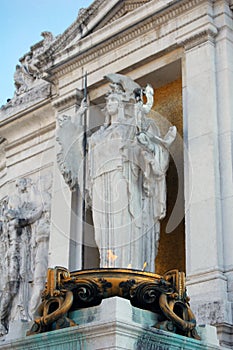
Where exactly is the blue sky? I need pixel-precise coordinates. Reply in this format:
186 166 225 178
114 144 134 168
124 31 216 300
0 0 93 106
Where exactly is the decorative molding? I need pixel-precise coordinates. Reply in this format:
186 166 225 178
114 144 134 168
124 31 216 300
216 323 233 349
0 317 220 349
52 89 83 111
0 83 51 118
94 0 152 30
6 144 55 170
45 0 210 80
27 267 200 340
186 268 227 286
176 23 219 50
5 122 55 153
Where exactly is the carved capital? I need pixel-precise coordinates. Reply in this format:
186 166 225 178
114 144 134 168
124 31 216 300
176 23 218 50
52 89 83 112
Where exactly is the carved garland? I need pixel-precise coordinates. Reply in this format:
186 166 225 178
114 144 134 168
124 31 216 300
27 267 201 340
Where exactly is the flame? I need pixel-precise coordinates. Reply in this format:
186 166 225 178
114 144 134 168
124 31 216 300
107 250 118 262
142 261 147 271
127 264 132 269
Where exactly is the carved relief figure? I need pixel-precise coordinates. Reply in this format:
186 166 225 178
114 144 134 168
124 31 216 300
0 199 8 294
22 54 41 80
0 176 52 336
41 31 54 50
0 193 22 336
14 65 28 95
29 175 52 319
57 73 176 272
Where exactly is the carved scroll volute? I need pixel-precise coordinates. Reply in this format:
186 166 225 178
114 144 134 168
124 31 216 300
155 270 200 340
28 267 75 336
44 267 70 298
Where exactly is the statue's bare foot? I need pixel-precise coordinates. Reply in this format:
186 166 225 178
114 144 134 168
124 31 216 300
0 323 7 337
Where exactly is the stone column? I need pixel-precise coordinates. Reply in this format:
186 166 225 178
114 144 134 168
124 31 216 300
179 21 232 329
49 90 83 270
215 0 233 296
214 1 233 345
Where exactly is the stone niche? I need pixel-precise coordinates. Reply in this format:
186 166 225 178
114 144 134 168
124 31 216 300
154 77 184 275
81 59 185 275
138 65 184 275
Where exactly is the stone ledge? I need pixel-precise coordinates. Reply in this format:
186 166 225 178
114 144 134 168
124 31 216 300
0 298 221 350
215 322 233 349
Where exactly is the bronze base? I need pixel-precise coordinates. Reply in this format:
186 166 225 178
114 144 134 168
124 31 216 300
27 267 200 340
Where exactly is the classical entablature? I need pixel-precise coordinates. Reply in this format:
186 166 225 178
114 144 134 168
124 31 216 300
38 0 153 63
40 0 220 92
0 0 225 112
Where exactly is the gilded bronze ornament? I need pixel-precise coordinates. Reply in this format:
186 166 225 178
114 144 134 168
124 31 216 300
27 267 200 340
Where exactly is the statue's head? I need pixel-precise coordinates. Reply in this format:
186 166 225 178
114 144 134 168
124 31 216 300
105 92 121 116
105 73 142 104
15 178 31 192
57 114 71 127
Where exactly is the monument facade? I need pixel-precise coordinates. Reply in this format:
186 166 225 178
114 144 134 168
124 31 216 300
0 0 233 348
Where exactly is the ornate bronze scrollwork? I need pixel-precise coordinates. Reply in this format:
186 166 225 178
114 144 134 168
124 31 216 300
27 267 200 340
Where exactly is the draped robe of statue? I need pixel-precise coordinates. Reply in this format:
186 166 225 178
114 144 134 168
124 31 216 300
56 73 176 272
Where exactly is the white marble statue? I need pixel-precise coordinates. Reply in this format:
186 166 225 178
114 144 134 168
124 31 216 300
57 73 176 272
14 65 28 95
12 31 54 97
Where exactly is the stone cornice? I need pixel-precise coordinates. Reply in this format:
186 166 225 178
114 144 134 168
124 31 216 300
95 0 152 29
45 0 211 80
0 83 51 123
5 122 55 153
40 1 152 65
187 270 227 287
52 89 83 111
39 0 118 64
176 23 218 50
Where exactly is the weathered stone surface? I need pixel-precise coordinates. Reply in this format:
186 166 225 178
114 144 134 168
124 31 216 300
0 175 52 337
0 298 221 350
